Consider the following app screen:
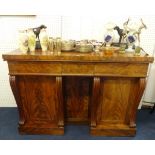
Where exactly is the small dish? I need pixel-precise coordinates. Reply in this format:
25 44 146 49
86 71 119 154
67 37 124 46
61 40 75 51
100 46 119 55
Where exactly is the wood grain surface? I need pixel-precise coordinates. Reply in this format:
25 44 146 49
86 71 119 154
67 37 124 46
3 49 153 63
63 77 92 124
3 49 154 136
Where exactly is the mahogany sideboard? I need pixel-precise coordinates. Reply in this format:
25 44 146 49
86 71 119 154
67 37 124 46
2 50 154 136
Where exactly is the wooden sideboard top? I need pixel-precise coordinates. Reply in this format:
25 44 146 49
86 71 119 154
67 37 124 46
2 49 154 63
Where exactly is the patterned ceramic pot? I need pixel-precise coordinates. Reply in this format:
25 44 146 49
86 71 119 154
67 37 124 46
27 29 36 52
39 29 48 52
18 30 28 54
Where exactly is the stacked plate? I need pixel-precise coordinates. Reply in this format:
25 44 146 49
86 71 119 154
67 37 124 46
75 40 94 52
75 43 94 52
61 40 102 53
61 40 75 51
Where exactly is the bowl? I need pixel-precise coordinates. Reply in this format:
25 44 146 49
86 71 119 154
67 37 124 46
100 46 119 55
61 40 75 51
75 41 93 53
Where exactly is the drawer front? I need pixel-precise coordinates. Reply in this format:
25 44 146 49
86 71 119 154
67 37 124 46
94 63 148 77
8 61 149 77
62 63 94 75
8 62 61 75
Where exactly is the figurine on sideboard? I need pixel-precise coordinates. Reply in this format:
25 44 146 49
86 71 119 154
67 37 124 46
113 18 130 46
125 18 147 53
134 18 147 46
32 25 47 49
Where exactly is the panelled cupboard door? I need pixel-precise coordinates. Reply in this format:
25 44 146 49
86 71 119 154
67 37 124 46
97 78 134 124
11 76 64 135
91 77 144 136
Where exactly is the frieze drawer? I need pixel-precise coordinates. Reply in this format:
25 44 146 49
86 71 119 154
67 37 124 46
62 63 94 75
8 62 62 75
94 63 148 77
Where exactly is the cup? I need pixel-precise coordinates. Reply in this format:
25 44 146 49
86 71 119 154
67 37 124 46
134 46 141 56
56 37 62 55
48 37 54 53
119 44 126 54
103 47 114 55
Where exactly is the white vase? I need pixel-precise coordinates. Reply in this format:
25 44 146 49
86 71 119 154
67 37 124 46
104 29 114 47
39 29 48 52
126 32 137 52
28 29 36 52
18 30 28 54
104 22 115 47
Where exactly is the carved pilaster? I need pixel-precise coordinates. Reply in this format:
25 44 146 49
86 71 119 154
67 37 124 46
129 78 146 128
9 76 25 125
56 76 64 127
91 77 101 127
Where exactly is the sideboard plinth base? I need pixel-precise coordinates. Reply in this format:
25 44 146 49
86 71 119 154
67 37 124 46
18 127 64 135
90 125 136 136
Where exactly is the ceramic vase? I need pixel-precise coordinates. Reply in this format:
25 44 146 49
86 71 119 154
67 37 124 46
39 29 49 52
28 29 36 52
104 22 115 47
126 32 137 52
18 30 28 54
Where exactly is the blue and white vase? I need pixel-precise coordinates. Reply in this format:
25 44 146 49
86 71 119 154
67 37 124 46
104 22 115 47
125 21 138 52
126 32 137 52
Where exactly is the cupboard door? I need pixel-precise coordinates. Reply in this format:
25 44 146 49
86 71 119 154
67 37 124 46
10 75 64 135
91 77 144 136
